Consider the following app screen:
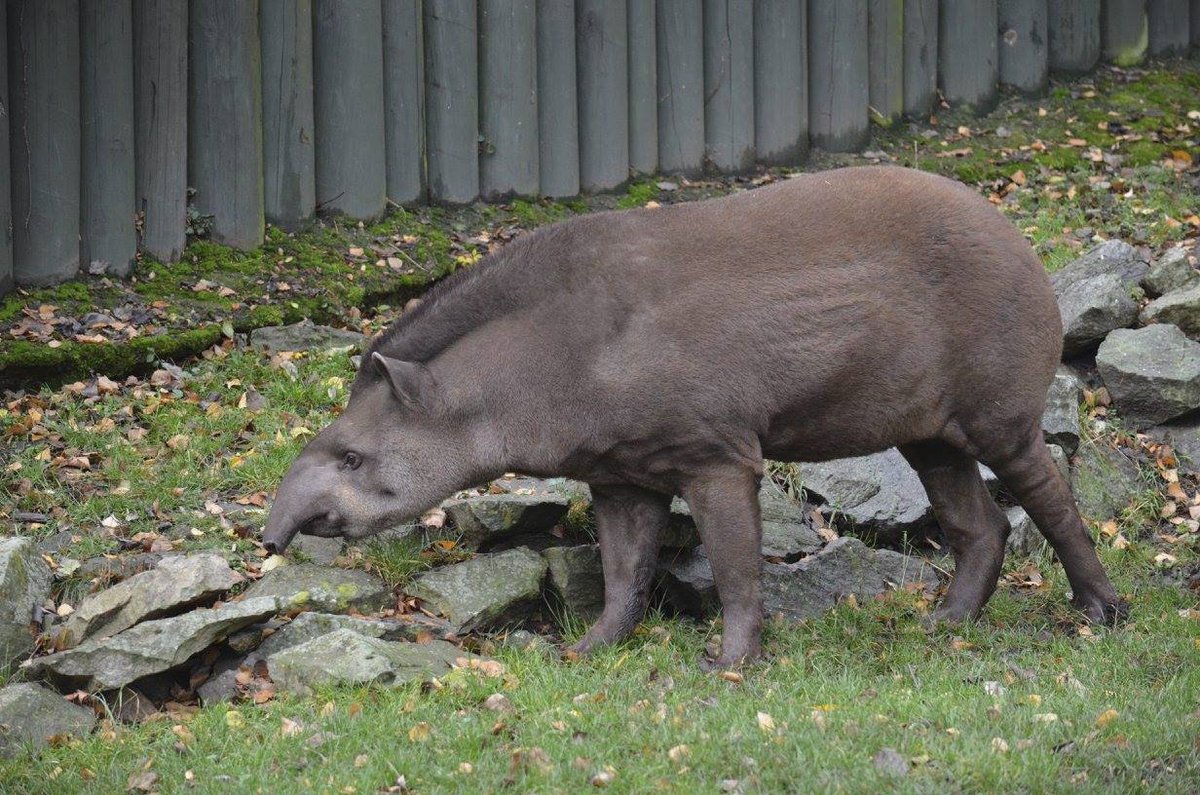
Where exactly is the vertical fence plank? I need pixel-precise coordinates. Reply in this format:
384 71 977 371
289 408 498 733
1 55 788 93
628 0 657 175
1102 0 1147 64
81 0 137 277
869 0 904 124
8 0 80 286
903 0 937 117
1147 0 1190 53
809 0 869 152
383 0 425 205
313 0 387 217
753 0 806 165
425 0 479 203
1192 0 1200 44
704 0 754 172
262 0 316 229
134 0 188 263
1049 0 1101 72
938 0 998 113
656 0 704 174
576 0 628 191
189 0 264 249
0 1 13 294
479 0 539 199
999 0 1049 93
537 0 580 196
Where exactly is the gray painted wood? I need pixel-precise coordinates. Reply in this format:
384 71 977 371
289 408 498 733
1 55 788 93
189 0 264 249
753 0 807 165
809 0 869 152
314 0 387 218
1192 0 1200 43
424 0 480 203
1147 0 1190 53
261 0 316 229
134 0 188 263
868 0 904 124
657 0 704 175
576 0 628 191
1101 0 1147 65
479 0 539 199
383 0 426 205
938 0 998 113
628 0 658 174
999 0 1049 93
537 0 580 196
1048 0 1101 72
703 0 755 172
902 0 938 117
0 0 14 293
81 0 137 277
8 0 80 285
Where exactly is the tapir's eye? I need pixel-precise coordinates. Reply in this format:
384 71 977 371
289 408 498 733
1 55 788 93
341 451 362 471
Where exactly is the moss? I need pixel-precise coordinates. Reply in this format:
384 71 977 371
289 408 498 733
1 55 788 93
617 181 658 209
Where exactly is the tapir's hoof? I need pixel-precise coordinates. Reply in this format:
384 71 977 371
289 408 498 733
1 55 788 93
699 649 761 673
1074 594 1129 626
922 603 974 631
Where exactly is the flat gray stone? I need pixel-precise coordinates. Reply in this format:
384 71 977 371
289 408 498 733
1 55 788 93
408 548 547 633
543 545 605 621
1055 271 1140 357
0 537 52 666
1096 324 1200 429
0 683 96 757
248 319 364 353
292 534 345 566
241 563 391 614
1051 240 1149 292
1146 418 1200 472
250 611 454 663
1142 246 1198 297
441 493 570 550
1069 439 1144 523
1140 282 1200 339
667 480 824 555
1005 507 1043 557
1042 368 1083 454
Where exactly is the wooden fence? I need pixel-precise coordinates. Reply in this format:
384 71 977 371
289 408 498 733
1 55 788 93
1 0 1197 293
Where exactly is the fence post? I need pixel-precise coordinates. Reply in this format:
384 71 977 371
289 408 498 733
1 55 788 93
425 0 480 203
189 0 264 249
261 0 316 230
628 0 658 175
479 0 539 200
9 0 80 286
1049 0 1101 72
869 0 904 125
1147 0 1190 53
576 0 629 191
537 0 580 196
809 0 869 152
903 0 937 117
999 0 1049 93
1101 0 1147 64
0 1 13 294
656 1 704 175
753 0 807 165
383 0 425 206
939 0 998 113
1192 0 1200 44
704 0 755 172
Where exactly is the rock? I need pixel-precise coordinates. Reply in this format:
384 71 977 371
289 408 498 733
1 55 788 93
441 493 570 551
0 537 52 665
0 683 96 757
489 475 590 500
1096 325 1200 428
1047 443 1070 482
1142 246 1198 297
499 628 556 656
1041 368 1083 454
1055 272 1139 356
1069 439 1143 523
1146 418 1200 472
61 553 243 647
408 548 547 632
268 629 470 696
667 480 824 555
241 564 391 614
1140 282 1200 339
23 597 280 691
1005 507 1043 557
292 534 345 566
196 658 243 706
1051 240 1149 292
543 545 605 621
77 552 169 582
658 548 722 616
873 747 909 778
110 688 159 723
250 611 455 663
248 319 364 353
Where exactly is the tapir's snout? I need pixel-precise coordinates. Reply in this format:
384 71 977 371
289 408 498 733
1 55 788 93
260 462 343 554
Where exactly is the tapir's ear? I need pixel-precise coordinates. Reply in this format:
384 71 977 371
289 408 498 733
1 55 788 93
371 352 434 408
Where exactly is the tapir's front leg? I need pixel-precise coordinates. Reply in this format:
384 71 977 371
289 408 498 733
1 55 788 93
566 485 670 655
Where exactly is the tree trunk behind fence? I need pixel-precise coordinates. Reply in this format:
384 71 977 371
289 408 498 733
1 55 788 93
479 0 539 199
938 0 998 113
8 0 80 286
753 0 807 165
703 0 755 173
868 0 904 124
424 0 480 203
809 0 869 152
1147 0 1190 53
628 0 658 175
537 0 580 196
999 0 1049 93
134 0 188 263
1048 0 1101 72
0 1 11 293
656 0 704 175
1101 0 1147 64
902 0 938 117
383 0 426 205
576 0 628 191
261 0 316 229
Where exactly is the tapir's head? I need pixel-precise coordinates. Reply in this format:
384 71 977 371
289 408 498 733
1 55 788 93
260 352 485 554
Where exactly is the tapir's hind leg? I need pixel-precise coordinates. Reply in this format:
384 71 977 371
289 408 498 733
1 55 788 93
979 426 1127 624
900 441 1011 622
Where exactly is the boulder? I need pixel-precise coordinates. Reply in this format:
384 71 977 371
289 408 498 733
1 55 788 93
268 629 471 696
1005 507 1043 557
1055 272 1139 356
1051 240 1149 291
61 553 243 647
77 552 170 582
543 545 605 621
1142 246 1198 298
1096 325 1200 428
1041 368 1083 454
1140 282 1200 339
1069 439 1143 523
241 563 391 614
22 597 280 691
248 319 364 353
1146 418 1200 472
0 683 96 757
667 480 825 555
0 537 52 665
196 657 243 706
441 492 571 551
407 548 547 632
250 611 455 663
292 534 345 566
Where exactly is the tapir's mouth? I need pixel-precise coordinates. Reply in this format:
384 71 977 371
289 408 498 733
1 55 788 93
262 508 344 554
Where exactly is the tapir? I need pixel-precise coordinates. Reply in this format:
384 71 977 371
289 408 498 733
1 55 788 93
262 166 1125 669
